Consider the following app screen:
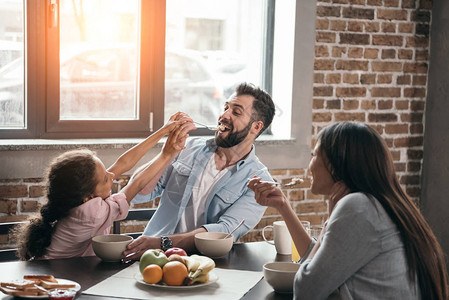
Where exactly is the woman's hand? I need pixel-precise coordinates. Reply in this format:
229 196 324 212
162 121 196 157
161 112 194 135
247 176 287 210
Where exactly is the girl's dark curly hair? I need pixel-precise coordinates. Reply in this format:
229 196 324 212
12 149 98 260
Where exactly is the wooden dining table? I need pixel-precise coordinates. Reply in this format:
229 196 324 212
0 241 295 300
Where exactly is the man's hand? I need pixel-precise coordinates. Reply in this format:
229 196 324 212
123 236 161 261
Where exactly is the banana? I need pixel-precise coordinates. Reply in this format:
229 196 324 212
181 255 200 273
184 272 209 286
188 255 215 279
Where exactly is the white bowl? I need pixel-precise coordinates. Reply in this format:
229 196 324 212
263 262 301 293
194 232 233 258
92 234 133 262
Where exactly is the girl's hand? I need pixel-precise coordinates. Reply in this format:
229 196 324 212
162 121 196 156
161 112 195 135
247 176 287 210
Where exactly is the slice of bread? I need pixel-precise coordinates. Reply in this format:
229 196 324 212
24 274 58 283
0 279 35 289
40 281 76 289
0 286 39 296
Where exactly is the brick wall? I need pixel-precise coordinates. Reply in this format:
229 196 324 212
0 0 432 248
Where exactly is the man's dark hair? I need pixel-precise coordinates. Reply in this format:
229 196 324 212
235 82 275 137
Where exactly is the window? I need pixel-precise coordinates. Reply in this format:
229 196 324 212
0 0 273 139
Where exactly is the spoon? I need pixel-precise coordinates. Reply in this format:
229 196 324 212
224 219 245 239
193 121 218 131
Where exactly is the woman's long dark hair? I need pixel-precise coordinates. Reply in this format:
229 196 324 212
318 122 448 300
12 149 98 260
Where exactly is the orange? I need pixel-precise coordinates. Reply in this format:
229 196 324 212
162 261 188 286
142 264 163 284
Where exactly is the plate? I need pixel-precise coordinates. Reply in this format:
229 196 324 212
0 278 81 299
134 271 218 290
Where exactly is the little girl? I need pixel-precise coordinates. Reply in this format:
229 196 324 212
12 112 196 260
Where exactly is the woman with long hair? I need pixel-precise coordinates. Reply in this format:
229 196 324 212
249 121 448 300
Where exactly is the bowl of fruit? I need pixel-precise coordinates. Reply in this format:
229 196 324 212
137 248 217 288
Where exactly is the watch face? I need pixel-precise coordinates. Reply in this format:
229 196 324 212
161 236 172 251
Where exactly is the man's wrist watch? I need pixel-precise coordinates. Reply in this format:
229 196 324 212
160 236 173 251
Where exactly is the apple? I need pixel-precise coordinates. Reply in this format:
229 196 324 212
165 247 187 258
139 249 169 273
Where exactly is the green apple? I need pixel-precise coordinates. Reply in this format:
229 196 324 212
139 249 169 273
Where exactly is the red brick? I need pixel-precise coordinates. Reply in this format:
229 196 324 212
343 73 359 84
398 23 414 33
342 7 375 19
381 49 396 59
385 124 408 134
314 86 334 96
390 150 401 161
313 113 332 122
364 48 379 59
336 87 366 97
361 100 376 110
372 87 401 97
372 35 403 46
416 24 430 36
404 88 426 98
368 113 398 122
378 100 393 109
330 20 347 31
333 0 349 3
377 9 408 20
23 178 44 183
412 75 427 86
410 124 424 134
360 74 376 84
289 190 305 201
406 36 429 48
348 47 363 58
394 136 423 148
347 21 364 32
0 199 17 214
377 74 392 84
317 6 341 17
395 162 406 172
367 0 382 5
326 73 341 84
365 22 380 32
336 60 369 70
402 0 415 8
334 112 365 122
332 47 347 57
407 149 423 159
406 187 420 198
385 0 399 7
314 59 335 70
316 32 337 43
411 10 430 22
297 202 327 214
419 0 432 9
22 200 39 212
29 186 44 198
313 99 325 109
0 185 28 198
415 50 428 61
326 99 341 109
316 19 330 30
403 62 428 73
407 162 421 172
382 22 396 33
372 62 402 72
400 112 423 122
314 73 325 83
397 75 411 85
340 33 370 45
410 100 425 111
349 0 365 4
315 45 329 57
400 175 421 185
343 100 359 110
399 49 413 60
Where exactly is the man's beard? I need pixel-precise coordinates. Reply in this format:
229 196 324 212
215 121 253 148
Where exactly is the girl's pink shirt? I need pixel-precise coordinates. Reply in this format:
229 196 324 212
42 193 129 259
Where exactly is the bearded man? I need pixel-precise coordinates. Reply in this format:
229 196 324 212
125 83 276 259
